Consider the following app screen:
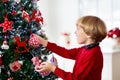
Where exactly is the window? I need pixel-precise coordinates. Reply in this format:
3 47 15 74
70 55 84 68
79 0 120 30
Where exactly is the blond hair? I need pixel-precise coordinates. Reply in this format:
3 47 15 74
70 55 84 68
77 16 107 43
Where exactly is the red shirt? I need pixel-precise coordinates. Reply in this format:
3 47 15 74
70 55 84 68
46 42 103 80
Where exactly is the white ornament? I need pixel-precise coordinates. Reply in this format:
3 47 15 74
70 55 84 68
15 0 21 3
0 51 3 57
1 41 9 50
18 61 23 65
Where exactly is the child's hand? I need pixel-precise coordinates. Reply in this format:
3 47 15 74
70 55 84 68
34 63 51 76
35 62 56 72
33 34 48 47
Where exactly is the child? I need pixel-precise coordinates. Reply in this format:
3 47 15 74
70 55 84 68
34 15 107 80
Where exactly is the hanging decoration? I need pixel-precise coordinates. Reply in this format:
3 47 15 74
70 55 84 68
0 18 13 33
2 0 8 3
1 40 9 50
15 0 21 3
29 34 40 48
32 10 43 24
7 77 14 80
22 10 30 23
0 57 2 66
9 60 23 72
0 51 3 73
50 55 58 66
12 10 17 16
14 36 29 53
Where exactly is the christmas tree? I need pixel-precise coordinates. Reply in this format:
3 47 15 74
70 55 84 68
0 0 57 80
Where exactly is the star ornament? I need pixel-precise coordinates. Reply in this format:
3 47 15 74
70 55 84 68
0 18 13 33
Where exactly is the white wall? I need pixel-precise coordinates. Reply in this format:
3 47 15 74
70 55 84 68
38 0 79 43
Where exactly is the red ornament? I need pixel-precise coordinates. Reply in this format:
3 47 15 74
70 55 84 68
7 77 14 80
0 18 13 33
29 34 40 48
31 56 41 65
32 10 43 24
9 60 22 72
12 10 17 15
22 10 30 23
0 57 2 66
14 36 29 53
2 0 7 2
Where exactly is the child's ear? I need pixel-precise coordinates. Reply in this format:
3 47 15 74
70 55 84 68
86 35 91 39
87 35 91 39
